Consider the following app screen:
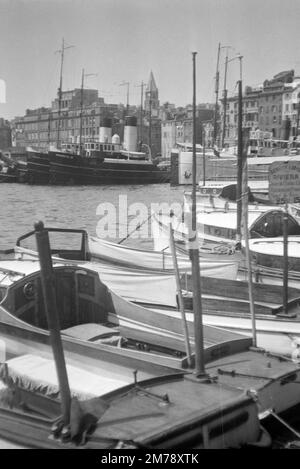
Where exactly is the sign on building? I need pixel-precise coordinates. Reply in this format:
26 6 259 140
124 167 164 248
269 161 300 204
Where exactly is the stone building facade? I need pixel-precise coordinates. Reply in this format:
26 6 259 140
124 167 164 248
220 70 299 145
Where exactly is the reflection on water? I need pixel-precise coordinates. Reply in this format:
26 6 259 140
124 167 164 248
0 183 185 249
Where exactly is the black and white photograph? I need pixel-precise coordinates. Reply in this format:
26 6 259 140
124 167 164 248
0 0 300 452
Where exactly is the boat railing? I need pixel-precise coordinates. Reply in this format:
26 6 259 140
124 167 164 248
16 227 90 261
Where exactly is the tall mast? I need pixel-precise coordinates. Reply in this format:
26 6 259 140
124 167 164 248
221 50 229 148
79 68 84 155
79 69 97 155
213 42 221 147
55 38 74 148
190 51 206 377
236 56 243 246
119 81 130 115
136 81 145 145
148 94 152 152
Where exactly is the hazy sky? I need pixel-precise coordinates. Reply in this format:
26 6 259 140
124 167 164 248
0 0 299 119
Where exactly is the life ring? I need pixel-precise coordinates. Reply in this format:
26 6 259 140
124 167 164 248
23 282 36 300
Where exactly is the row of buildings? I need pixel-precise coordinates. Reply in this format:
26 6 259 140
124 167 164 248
1 69 300 158
6 71 214 159
219 69 300 146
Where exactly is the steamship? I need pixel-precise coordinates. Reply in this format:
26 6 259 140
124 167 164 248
48 116 170 185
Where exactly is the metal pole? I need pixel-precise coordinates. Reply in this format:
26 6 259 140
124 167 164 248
149 95 152 153
140 81 145 145
213 42 221 147
79 68 84 154
236 78 243 246
34 221 71 426
221 53 229 148
202 126 206 186
241 139 257 346
190 52 206 377
57 38 64 148
169 224 193 367
55 38 74 148
283 203 289 315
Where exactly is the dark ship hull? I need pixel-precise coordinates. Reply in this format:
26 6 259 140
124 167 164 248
48 151 170 185
26 151 50 184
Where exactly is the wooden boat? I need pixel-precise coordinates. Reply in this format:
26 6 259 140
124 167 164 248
0 166 18 183
152 209 300 248
26 149 50 185
6 227 300 355
184 183 300 225
0 254 299 436
0 352 269 449
248 237 300 272
0 250 271 449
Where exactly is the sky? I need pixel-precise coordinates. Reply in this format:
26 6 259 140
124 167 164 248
0 0 299 120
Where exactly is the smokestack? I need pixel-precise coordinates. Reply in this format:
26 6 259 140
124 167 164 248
99 117 112 143
123 116 137 151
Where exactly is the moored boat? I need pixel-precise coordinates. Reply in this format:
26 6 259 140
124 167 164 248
248 237 300 272
0 238 299 436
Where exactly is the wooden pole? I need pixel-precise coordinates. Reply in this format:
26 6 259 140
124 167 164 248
169 224 192 367
236 79 243 246
190 52 206 377
221 52 229 149
34 221 71 426
283 203 289 315
79 68 84 155
202 126 206 186
241 139 257 347
213 42 221 147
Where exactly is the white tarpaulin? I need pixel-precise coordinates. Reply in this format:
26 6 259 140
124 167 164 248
88 237 239 280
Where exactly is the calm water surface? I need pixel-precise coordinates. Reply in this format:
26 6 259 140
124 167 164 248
0 183 186 249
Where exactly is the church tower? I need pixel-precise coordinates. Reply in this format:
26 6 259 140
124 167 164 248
144 71 159 117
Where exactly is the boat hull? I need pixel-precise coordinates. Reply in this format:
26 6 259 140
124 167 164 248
48 151 170 185
26 151 50 184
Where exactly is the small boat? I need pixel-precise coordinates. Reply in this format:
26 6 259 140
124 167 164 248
151 209 300 248
248 237 300 272
0 234 271 449
184 183 300 224
0 153 18 183
0 351 269 449
0 166 18 183
5 227 300 355
0 240 299 439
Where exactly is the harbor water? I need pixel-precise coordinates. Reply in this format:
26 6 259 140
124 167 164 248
0 183 185 249
1 182 300 449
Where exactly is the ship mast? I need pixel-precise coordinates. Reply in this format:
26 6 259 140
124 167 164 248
139 81 145 147
221 49 229 149
213 43 221 147
236 56 243 246
79 69 97 155
55 38 74 148
190 52 206 378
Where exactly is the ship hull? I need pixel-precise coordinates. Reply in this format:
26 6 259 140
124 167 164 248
26 151 50 184
48 151 170 185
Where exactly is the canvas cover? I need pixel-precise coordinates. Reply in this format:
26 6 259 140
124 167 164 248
0 354 129 401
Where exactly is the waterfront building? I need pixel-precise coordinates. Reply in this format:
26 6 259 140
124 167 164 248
282 77 300 139
220 70 299 145
0 118 12 150
11 89 123 150
161 105 214 159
